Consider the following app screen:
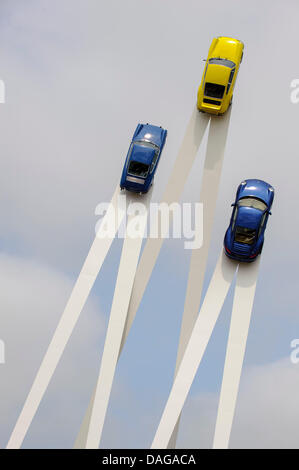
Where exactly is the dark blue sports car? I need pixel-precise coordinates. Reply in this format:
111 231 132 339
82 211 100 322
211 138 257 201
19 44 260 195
120 123 167 193
224 179 274 262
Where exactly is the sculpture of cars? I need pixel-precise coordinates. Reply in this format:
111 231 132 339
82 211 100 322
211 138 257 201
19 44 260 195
224 179 274 262
197 36 244 115
120 123 167 193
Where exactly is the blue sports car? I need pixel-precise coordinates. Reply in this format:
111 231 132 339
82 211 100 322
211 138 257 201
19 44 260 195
224 179 274 262
120 123 167 193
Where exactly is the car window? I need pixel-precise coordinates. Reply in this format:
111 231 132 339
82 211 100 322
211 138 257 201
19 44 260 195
209 58 235 68
128 161 149 178
227 68 235 93
258 213 267 237
238 197 267 212
260 212 267 227
234 226 256 245
135 140 159 153
135 140 156 148
231 206 238 231
150 149 160 173
204 82 225 99
126 144 134 168
202 64 208 88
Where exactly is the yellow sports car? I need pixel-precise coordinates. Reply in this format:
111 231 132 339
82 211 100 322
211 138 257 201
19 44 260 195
197 37 244 115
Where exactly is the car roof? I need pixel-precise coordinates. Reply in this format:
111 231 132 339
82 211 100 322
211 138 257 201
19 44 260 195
130 145 156 166
235 206 263 230
205 64 231 86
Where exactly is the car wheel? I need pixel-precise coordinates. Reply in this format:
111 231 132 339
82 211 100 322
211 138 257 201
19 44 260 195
241 51 243 63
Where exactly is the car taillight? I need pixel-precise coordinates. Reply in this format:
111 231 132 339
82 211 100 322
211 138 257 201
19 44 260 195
225 246 231 254
249 253 258 258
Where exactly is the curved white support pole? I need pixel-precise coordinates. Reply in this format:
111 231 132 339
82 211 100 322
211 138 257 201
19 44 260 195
168 110 231 448
213 258 260 449
85 190 151 449
75 107 210 447
7 186 125 449
120 108 210 352
151 252 237 449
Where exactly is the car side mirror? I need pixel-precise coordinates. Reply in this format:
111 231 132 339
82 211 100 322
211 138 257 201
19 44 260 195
268 211 272 215
231 203 236 207
202 59 206 62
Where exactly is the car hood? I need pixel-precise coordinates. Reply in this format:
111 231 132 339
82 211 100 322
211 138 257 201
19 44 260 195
135 124 165 148
130 145 155 165
211 38 241 62
205 64 231 86
236 206 263 229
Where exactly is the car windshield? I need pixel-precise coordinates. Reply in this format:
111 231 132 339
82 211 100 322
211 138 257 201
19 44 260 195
204 82 225 99
234 226 256 245
238 197 267 211
135 140 159 151
128 160 149 178
209 58 236 68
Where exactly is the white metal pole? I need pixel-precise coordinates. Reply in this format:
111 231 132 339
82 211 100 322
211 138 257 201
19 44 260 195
168 109 232 448
75 107 210 447
151 252 237 449
119 107 210 352
85 190 151 448
7 186 125 449
213 257 260 449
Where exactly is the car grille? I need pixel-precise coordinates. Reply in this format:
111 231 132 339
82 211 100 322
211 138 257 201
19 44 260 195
203 98 221 106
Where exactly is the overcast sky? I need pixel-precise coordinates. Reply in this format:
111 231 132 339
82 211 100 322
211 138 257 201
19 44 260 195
0 0 299 449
